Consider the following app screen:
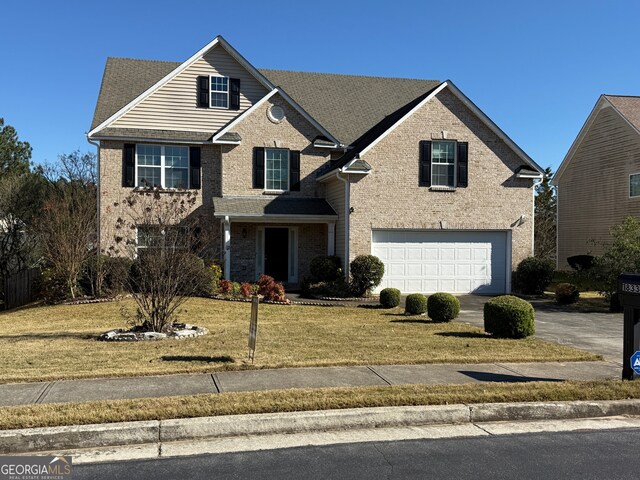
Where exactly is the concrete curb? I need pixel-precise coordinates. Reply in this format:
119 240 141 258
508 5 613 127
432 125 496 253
1 400 639 454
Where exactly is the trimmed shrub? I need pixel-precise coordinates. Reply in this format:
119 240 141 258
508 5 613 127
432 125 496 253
405 293 427 315
180 253 215 297
380 288 401 308
240 282 253 298
258 274 287 302
484 295 535 338
231 281 242 297
514 257 555 295
350 255 385 296
555 283 580 305
310 255 343 282
218 279 233 295
208 262 223 293
427 292 460 322
567 255 594 271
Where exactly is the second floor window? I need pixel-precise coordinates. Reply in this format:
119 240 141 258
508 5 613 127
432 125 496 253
210 76 229 108
631 173 640 198
431 141 456 187
265 148 290 191
136 144 189 189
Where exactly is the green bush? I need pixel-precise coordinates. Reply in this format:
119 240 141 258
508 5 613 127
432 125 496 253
380 288 401 308
555 283 580 305
208 262 223 293
182 253 216 297
514 257 555 295
301 277 352 298
484 295 535 338
427 292 460 322
309 255 343 282
405 293 427 315
350 255 385 296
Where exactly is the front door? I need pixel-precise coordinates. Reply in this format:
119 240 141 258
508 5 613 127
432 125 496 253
264 228 289 282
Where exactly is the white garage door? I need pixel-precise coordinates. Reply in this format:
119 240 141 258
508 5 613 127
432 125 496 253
372 230 509 294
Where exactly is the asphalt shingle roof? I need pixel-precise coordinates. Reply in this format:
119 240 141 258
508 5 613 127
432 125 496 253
213 197 337 217
605 95 640 133
90 57 440 145
94 127 213 142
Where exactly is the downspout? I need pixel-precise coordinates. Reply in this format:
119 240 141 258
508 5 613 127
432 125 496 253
336 170 350 279
86 135 100 252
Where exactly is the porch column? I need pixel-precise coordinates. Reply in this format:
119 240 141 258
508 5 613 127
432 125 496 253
223 216 231 280
327 222 336 256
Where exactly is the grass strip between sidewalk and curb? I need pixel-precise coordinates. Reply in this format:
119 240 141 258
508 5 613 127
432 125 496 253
2 380 640 431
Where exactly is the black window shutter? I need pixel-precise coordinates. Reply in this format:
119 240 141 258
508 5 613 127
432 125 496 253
419 141 431 187
290 151 300 191
123 143 135 187
197 76 209 108
189 147 201 189
457 142 468 188
253 147 265 189
229 78 241 110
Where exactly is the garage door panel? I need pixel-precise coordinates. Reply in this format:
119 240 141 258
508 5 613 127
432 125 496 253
372 230 508 294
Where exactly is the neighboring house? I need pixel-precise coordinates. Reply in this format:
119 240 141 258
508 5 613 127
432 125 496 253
553 95 640 269
88 35 542 294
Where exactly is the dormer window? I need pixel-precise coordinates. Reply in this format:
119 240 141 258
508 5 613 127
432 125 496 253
210 76 229 109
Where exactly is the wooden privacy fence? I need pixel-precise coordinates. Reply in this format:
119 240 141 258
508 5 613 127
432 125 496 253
3 268 39 310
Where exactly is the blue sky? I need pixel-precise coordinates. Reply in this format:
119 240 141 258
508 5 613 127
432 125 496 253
1 0 637 172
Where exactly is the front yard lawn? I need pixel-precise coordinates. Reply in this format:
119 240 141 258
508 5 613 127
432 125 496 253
0 297 599 384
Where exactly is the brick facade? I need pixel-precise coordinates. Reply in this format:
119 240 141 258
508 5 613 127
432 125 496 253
348 88 534 269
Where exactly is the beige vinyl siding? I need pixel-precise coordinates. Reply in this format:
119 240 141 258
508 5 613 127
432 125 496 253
325 176 346 266
112 46 269 132
557 105 640 269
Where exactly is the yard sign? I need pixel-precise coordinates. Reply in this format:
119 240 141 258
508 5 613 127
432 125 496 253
248 295 259 363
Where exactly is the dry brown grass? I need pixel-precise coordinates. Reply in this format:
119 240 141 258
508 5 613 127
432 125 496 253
1 380 638 430
0 297 599 384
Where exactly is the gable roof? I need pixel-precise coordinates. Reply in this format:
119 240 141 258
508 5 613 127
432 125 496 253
319 81 542 178
90 56 440 144
604 95 640 133
88 35 275 136
552 95 640 185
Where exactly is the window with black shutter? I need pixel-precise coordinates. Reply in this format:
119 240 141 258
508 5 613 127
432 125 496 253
197 76 209 108
290 151 300 191
229 78 241 110
419 141 431 187
457 142 468 188
189 147 201 189
123 143 135 187
253 147 265 189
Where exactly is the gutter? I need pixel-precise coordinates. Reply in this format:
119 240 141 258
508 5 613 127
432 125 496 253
335 171 351 278
86 134 100 252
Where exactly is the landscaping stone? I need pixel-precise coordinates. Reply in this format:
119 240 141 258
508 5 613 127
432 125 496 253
98 324 208 342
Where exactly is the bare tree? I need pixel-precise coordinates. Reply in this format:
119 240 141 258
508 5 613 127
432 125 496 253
35 181 96 299
112 189 215 332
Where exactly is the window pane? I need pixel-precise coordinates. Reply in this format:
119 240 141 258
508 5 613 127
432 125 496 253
165 146 188 167
211 92 228 108
165 168 189 189
137 145 161 166
631 174 640 197
137 166 161 187
211 76 228 92
432 141 455 164
265 149 289 190
431 141 455 187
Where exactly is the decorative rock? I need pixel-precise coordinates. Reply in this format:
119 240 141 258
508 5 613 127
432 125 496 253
97 324 208 342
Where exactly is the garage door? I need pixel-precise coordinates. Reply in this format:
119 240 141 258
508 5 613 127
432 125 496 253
371 230 509 294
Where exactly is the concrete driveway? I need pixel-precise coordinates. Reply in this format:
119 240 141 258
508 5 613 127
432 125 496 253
457 295 623 365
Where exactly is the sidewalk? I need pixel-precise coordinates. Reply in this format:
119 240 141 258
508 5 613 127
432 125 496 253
0 361 621 407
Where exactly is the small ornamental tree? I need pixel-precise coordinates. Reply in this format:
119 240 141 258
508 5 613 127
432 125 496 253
590 216 640 306
112 189 216 332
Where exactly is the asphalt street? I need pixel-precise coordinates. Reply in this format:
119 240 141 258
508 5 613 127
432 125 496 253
74 428 640 479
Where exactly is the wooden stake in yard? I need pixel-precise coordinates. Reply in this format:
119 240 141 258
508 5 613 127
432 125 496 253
248 295 259 363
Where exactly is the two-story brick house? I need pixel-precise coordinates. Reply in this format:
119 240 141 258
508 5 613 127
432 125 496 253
88 36 542 294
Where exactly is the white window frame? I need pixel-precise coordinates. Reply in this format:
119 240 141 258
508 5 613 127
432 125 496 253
630 173 640 198
136 225 189 254
135 144 190 189
209 75 229 109
431 140 457 188
264 148 290 193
